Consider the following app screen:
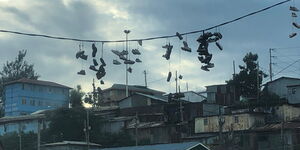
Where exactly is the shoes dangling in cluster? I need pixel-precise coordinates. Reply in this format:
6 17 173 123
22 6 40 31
197 32 223 71
290 5 299 38
132 49 141 55
76 51 88 60
162 43 173 60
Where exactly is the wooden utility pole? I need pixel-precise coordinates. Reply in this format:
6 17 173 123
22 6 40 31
143 70 147 87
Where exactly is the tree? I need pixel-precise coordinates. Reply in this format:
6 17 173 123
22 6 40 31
0 50 39 116
70 85 84 108
227 52 267 102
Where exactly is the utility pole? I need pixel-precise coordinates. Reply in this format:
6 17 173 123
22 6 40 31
233 60 236 78
37 120 41 150
257 61 260 102
269 48 274 81
186 82 188 92
175 71 178 93
124 30 130 97
143 70 147 87
135 112 138 146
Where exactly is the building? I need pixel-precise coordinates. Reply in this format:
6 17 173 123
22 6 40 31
97 141 210 150
205 84 239 106
41 141 101 150
118 92 167 109
195 112 265 134
265 77 300 100
4 78 71 116
101 84 164 106
181 91 206 103
287 84 300 104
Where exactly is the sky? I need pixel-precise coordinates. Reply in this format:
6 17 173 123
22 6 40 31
0 0 299 94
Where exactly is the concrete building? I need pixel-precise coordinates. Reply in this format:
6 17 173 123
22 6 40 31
101 84 164 106
287 84 300 104
4 78 71 116
265 77 300 100
118 93 167 109
195 112 265 133
205 84 240 106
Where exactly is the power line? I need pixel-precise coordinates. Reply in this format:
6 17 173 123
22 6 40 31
0 0 291 43
273 59 300 77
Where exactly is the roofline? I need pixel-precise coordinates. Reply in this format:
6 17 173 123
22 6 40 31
266 76 300 85
103 84 164 94
5 78 71 89
118 92 167 103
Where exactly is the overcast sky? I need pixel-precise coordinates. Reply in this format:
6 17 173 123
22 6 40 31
0 0 299 94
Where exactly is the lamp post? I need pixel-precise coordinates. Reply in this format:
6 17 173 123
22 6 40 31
124 30 130 97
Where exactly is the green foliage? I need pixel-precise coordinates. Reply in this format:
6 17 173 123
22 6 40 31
70 85 85 108
227 52 267 101
0 50 40 117
0 132 37 150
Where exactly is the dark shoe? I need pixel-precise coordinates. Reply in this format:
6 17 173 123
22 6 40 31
92 43 97 57
77 70 86 75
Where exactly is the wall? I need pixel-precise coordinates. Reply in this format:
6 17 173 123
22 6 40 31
275 104 300 121
267 78 300 99
195 113 265 133
287 86 300 104
4 83 69 116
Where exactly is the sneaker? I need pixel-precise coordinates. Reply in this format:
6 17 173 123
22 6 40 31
162 44 173 60
111 50 121 56
120 50 128 55
203 54 212 64
292 22 300 28
100 58 106 66
135 58 142 63
292 12 298 17
289 32 297 38
80 54 88 60
89 65 98 72
181 41 191 52
132 49 141 55
216 42 223 50
92 43 97 57
214 32 223 39
207 63 215 68
124 59 135 64
198 56 204 62
119 55 127 60
127 67 132 73
201 65 210 71
176 32 183 40
113 59 121 65
96 71 106 79
77 70 86 75
93 59 98 66
76 51 84 59
290 6 299 12
167 72 172 82
138 40 143 46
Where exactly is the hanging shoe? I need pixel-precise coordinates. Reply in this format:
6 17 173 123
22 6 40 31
119 55 127 60
111 50 121 56
76 51 84 59
80 54 88 60
135 58 142 63
77 70 86 75
124 59 135 64
162 44 173 60
92 43 97 57
214 32 223 39
93 59 98 66
127 67 132 73
138 40 143 46
197 43 209 56
289 33 297 38
207 63 215 68
96 71 106 79
290 6 299 12
198 56 204 62
179 75 183 80
203 54 212 64
100 58 106 66
201 65 210 71
292 22 300 28
89 65 98 72
167 72 172 82
120 50 128 55
292 12 298 17
132 49 141 55
176 32 183 40
181 41 191 52
216 42 223 50
100 80 104 84
113 59 121 65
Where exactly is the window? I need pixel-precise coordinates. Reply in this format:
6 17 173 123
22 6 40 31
21 98 26 105
292 88 296 94
204 118 208 125
30 99 35 106
234 116 239 123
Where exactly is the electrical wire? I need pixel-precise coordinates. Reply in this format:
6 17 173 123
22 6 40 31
0 0 291 43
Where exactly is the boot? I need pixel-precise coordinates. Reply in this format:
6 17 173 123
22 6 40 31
100 58 106 66
167 72 172 82
176 32 183 40
113 59 121 65
77 70 86 75
92 43 97 57
181 41 191 52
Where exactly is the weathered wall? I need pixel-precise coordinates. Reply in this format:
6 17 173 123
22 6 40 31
287 86 300 104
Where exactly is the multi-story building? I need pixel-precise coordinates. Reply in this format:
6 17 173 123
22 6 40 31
4 78 71 116
265 77 300 100
205 84 240 106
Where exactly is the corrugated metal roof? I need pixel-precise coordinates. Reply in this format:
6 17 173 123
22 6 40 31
99 142 210 150
104 84 164 94
5 78 71 89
